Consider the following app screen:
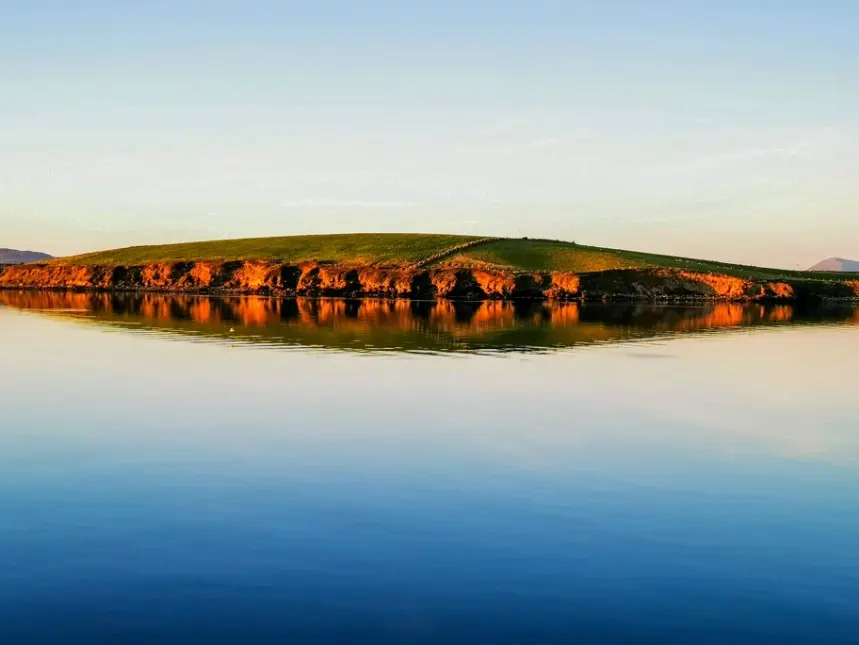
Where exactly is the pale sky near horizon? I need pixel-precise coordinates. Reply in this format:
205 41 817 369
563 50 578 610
2 1 858 268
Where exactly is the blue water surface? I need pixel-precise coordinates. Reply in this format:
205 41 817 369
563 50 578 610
1 306 857 644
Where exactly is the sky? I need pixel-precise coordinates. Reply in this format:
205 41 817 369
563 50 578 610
2 0 858 267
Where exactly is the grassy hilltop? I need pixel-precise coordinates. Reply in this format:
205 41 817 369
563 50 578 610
53 233 857 282
58 233 477 268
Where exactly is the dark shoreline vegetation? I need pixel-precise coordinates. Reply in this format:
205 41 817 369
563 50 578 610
3 291 857 354
2 234 857 302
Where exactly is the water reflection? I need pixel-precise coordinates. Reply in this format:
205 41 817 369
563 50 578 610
1 290 857 353
2 292 859 644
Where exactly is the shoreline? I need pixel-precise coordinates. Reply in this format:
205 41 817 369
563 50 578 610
1 261 858 303
2 286 858 304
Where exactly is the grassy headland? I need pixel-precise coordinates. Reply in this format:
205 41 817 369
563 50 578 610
3 233 855 302
52 233 858 282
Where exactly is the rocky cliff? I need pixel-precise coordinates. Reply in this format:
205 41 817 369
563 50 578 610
1 261 857 302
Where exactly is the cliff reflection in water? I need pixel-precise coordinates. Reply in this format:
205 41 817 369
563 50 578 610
2 290 857 353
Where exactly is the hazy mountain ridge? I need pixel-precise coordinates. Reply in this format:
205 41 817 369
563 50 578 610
808 257 859 272
0 248 53 264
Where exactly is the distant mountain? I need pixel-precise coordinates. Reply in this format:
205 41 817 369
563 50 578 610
0 248 53 264
808 257 859 272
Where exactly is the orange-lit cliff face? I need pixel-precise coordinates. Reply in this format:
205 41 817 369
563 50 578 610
0 261 856 302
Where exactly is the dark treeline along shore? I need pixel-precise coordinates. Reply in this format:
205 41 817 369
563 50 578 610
2 234 858 303
3 291 856 354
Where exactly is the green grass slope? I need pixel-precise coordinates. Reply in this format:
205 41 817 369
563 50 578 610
445 238 859 281
58 233 479 267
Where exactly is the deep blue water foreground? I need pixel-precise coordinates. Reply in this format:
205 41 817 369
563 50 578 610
1 302 858 644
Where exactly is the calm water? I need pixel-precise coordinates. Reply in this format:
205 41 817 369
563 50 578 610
1 294 858 644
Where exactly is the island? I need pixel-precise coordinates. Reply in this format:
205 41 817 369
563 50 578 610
1 234 857 302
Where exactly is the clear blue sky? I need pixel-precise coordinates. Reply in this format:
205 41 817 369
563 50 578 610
2 0 857 267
